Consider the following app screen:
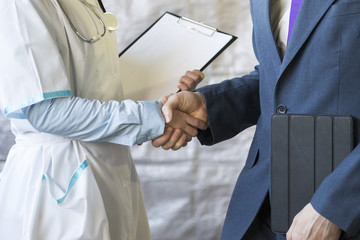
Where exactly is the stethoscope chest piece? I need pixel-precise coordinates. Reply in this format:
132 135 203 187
104 12 119 31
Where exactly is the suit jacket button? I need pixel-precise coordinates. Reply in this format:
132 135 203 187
277 104 287 114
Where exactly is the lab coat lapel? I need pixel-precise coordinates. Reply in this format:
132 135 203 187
252 0 282 90
279 0 335 76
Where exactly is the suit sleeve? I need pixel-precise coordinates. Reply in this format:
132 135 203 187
311 144 360 236
196 66 260 145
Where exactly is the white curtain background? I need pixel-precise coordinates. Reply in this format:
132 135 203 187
0 1 258 239
103 1 258 239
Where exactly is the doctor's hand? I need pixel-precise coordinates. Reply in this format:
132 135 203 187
177 70 205 91
153 111 206 150
286 203 341 240
154 126 192 150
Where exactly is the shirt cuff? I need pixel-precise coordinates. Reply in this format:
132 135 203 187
136 100 165 144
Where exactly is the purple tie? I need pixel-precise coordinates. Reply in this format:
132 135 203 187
287 0 303 43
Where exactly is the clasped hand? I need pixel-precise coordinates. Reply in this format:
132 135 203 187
152 90 208 151
151 70 208 150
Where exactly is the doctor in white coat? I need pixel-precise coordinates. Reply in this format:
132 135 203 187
0 0 206 239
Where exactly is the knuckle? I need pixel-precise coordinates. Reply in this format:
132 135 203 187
171 145 180 151
162 145 171 150
174 129 182 137
151 141 160 148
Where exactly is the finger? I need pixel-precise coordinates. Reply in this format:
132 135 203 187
173 133 193 151
186 70 204 85
162 128 182 150
178 70 204 91
151 127 173 148
172 111 203 136
192 69 205 80
171 132 187 150
178 76 196 91
185 133 192 142
185 71 201 84
177 83 193 92
185 70 203 84
181 121 198 137
184 113 207 131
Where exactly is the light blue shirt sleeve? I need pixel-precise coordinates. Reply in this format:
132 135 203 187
22 97 165 146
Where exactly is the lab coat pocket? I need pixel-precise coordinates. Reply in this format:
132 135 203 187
41 141 91 205
35 141 110 239
42 159 89 204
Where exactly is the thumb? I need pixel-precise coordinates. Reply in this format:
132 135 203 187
162 95 179 123
162 104 173 124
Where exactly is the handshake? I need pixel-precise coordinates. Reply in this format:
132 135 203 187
152 70 208 150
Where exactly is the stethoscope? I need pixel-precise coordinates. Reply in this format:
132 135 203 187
57 0 119 43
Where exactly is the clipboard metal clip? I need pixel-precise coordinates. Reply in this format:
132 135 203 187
177 16 217 37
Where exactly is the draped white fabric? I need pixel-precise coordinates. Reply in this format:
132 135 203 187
0 111 14 171
103 1 258 239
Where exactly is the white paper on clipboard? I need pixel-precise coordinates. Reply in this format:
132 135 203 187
118 12 237 101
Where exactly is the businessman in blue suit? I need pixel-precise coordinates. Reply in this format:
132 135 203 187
153 0 360 239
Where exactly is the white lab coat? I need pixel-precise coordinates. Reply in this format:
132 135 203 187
0 0 150 239
0 111 15 171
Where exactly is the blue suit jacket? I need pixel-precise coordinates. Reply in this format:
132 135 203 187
197 0 360 239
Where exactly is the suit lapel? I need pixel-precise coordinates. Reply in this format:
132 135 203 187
279 0 335 76
251 0 282 90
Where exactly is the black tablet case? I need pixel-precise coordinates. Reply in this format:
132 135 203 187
271 114 353 233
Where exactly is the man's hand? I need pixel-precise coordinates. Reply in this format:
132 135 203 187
177 70 205 91
169 109 207 137
159 92 207 136
287 203 342 240
162 91 207 124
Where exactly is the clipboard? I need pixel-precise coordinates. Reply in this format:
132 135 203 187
270 114 353 233
118 12 237 101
